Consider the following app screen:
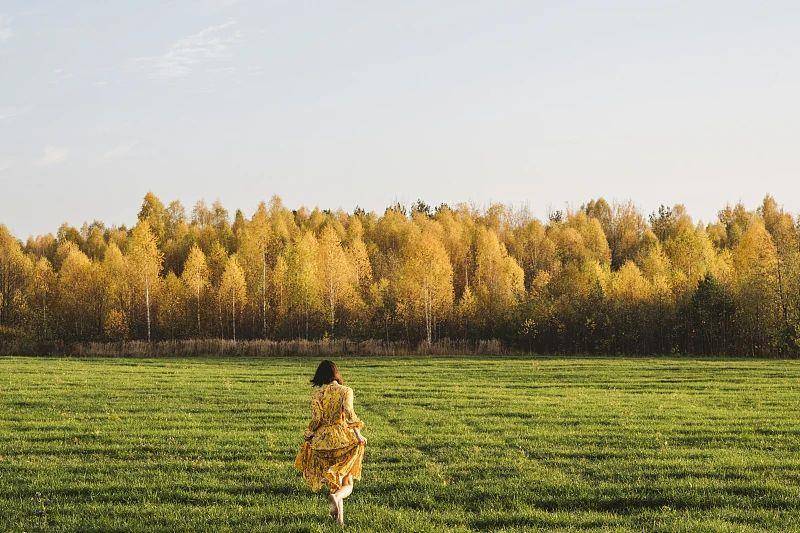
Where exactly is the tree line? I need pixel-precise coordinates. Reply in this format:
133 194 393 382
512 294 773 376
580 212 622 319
1 193 798 356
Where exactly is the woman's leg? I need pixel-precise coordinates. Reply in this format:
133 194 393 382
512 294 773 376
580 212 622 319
332 475 353 525
334 475 354 500
327 491 338 519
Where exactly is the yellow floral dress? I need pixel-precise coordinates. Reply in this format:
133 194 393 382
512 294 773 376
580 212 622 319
294 381 365 492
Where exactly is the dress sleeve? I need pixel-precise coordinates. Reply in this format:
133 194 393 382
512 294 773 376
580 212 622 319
343 387 364 430
304 395 321 439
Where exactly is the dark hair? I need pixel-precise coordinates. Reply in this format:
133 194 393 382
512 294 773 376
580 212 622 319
311 360 343 387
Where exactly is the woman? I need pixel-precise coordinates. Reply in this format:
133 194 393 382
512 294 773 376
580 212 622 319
295 360 366 526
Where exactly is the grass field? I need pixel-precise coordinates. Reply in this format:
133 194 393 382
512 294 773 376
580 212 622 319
1 356 799 532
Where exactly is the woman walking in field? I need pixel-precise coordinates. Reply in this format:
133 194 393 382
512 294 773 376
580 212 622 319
295 360 366 526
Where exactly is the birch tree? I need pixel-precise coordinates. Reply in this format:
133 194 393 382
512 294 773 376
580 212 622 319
285 232 321 338
271 255 289 334
182 245 209 336
396 229 453 344
219 255 247 341
317 225 358 334
27 257 54 337
732 220 781 355
102 243 132 339
159 272 187 339
0 225 31 327
55 243 98 340
473 227 525 333
127 221 163 342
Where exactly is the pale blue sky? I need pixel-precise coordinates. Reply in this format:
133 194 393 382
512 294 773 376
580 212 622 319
2 1 799 238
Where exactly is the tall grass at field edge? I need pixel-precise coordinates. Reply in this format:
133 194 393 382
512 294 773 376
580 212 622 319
1 337 507 357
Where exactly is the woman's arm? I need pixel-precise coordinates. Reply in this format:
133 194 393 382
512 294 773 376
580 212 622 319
343 387 366 443
304 396 321 440
353 427 367 444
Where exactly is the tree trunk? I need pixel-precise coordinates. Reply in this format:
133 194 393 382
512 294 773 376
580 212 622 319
777 260 789 337
0 265 6 325
329 281 336 336
145 277 151 343
262 252 267 338
218 298 223 338
232 296 236 342
424 287 432 345
277 282 284 337
196 288 201 337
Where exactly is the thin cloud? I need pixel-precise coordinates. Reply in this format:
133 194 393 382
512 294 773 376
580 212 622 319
0 105 32 121
53 68 74 80
132 20 242 80
36 146 69 166
102 140 140 159
0 14 12 42
204 0 242 8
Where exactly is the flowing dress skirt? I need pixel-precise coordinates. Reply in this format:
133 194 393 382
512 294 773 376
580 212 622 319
295 440 365 492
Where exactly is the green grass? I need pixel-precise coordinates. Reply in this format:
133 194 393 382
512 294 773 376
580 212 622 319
1 356 799 532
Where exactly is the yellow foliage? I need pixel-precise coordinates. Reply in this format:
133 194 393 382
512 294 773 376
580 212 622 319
610 261 652 303
395 229 453 343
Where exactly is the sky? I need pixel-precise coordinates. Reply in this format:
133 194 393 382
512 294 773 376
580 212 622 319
2 0 799 238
